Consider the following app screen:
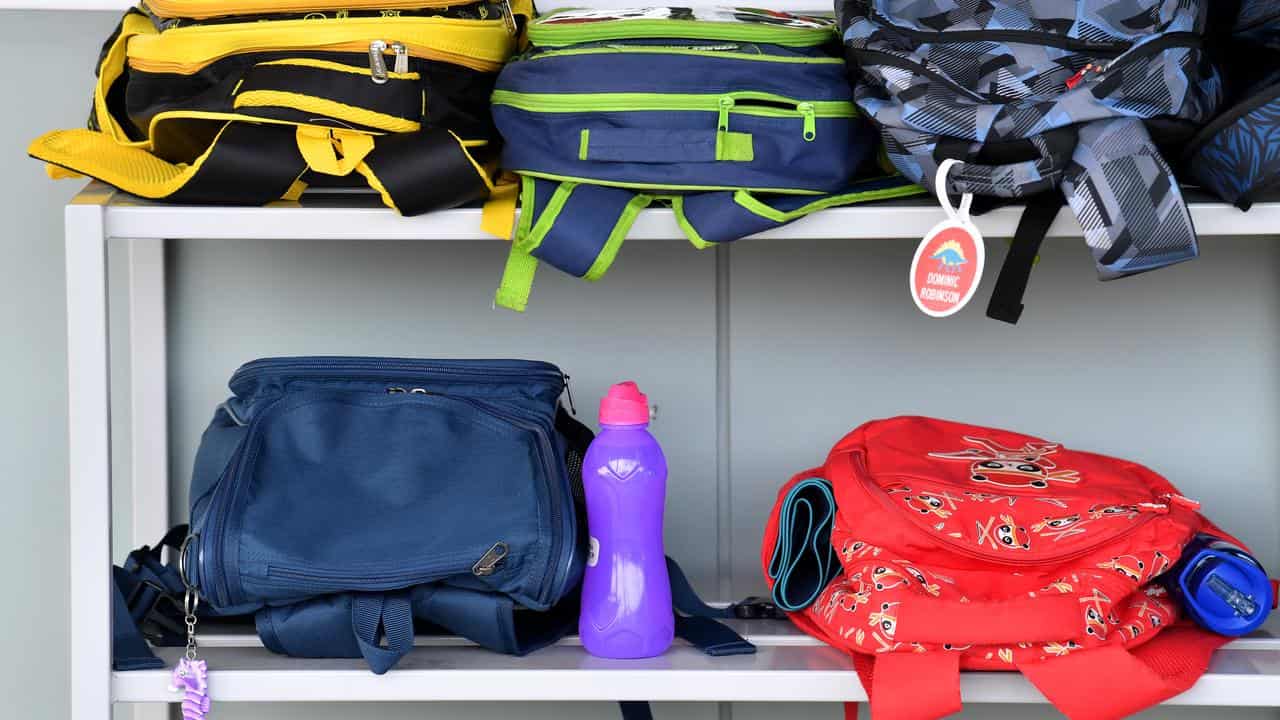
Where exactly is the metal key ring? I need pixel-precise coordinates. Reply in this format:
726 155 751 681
178 533 197 589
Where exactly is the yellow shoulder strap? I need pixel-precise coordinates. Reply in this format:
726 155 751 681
95 11 157 143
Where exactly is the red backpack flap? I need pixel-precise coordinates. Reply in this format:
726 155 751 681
765 417 1245 720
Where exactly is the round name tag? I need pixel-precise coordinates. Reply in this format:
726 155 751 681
909 159 984 318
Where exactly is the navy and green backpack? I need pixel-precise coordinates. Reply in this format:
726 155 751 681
489 7 922 311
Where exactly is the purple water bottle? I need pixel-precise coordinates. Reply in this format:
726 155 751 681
579 381 674 658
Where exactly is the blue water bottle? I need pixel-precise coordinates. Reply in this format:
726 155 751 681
1166 534 1272 636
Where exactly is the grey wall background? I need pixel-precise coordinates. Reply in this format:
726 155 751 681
3 8 1278 720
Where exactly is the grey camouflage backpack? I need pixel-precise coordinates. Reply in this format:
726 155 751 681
840 0 1220 323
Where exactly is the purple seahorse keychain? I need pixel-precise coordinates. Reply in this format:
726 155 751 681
168 581 210 719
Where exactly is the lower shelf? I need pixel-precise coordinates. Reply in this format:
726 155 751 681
114 619 1280 705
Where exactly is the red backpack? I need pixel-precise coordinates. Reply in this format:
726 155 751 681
762 416 1244 720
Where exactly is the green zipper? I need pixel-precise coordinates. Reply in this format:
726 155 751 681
494 87 855 142
492 90 854 118
492 90 853 143
529 44 845 64
529 16 836 48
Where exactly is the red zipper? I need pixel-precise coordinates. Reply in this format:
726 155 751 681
850 453 1167 567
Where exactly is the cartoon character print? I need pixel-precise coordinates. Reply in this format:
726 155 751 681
1131 594 1174 631
1043 640 1081 656
868 601 899 638
818 580 872 624
840 539 880 562
976 514 1032 551
904 490 961 519
1031 513 1088 542
870 565 909 591
931 436 1081 490
1148 550 1172 577
538 7 689 24
1098 555 1146 582
898 563 942 596
964 491 1018 505
1088 503 1142 520
1080 589 1113 638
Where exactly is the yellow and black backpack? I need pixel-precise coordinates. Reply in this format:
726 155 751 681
29 0 531 215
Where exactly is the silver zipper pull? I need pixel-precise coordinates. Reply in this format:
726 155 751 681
561 373 577 415
391 42 409 75
473 542 509 576
369 40 389 84
500 0 518 36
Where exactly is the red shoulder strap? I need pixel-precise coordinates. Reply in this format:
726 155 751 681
1017 624 1227 720
855 651 962 720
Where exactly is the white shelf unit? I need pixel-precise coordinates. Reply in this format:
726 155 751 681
66 182 1280 719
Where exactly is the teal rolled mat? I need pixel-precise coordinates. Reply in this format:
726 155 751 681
766 477 841 612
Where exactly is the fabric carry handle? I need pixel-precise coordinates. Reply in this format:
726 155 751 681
985 191 1065 324
579 128 753 164
351 593 415 675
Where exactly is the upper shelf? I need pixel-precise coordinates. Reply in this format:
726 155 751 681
5 1 129 7
75 184 1280 242
113 618 1280 705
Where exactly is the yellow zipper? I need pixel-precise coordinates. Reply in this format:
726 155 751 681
128 16 516 74
145 0 458 20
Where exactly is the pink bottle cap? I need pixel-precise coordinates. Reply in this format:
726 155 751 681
600 381 649 426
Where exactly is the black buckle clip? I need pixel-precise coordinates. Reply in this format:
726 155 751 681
126 578 186 644
733 597 786 620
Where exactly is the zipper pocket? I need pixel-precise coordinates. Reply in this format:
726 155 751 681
529 13 835 48
1058 32 1205 89
491 90 854 142
849 48 988 102
853 454 1167 567
267 556 478 589
128 16 517 75
529 44 845 64
230 356 565 397
434 392 573 605
867 11 1133 55
854 32 1203 100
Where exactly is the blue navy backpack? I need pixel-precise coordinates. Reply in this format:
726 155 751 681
489 7 923 312
840 0 1221 323
1185 1 1280 209
111 358 764 679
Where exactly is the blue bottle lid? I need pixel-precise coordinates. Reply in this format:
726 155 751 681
1178 548 1273 636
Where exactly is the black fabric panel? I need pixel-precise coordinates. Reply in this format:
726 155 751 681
363 130 490 216
167 122 306 205
238 63 422 121
422 61 498 140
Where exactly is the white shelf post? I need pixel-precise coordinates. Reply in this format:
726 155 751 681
127 239 170 548
66 200 114 720
127 238 171 720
